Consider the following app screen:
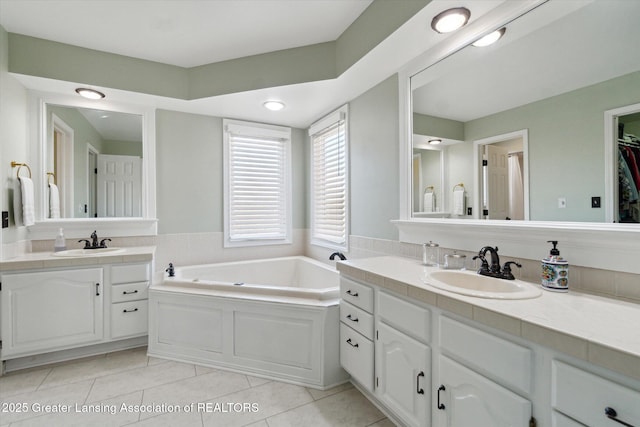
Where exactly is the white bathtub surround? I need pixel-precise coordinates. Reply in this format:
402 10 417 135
148 256 348 389
154 229 306 274
0 347 388 426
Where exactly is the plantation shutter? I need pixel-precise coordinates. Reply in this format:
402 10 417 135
310 108 348 248
224 121 291 244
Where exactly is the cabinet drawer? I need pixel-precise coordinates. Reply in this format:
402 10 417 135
111 301 148 338
552 411 586 427
552 360 640 427
340 323 374 391
440 316 532 394
111 282 149 303
111 263 150 284
340 301 374 339
340 278 373 313
378 291 430 343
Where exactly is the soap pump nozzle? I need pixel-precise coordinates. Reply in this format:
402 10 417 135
547 240 560 256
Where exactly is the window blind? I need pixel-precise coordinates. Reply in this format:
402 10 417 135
311 112 347 247
225 121 291 244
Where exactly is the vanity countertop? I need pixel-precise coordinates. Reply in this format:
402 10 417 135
0 246 155 272
338 256 640 380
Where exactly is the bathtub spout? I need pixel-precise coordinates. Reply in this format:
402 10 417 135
329 252 347 261
166 263 175 277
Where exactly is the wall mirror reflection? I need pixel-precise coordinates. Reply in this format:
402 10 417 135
410 0 640 223
46 105 143 218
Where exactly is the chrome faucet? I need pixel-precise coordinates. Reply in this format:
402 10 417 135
78 230 111 249
473 246 521 280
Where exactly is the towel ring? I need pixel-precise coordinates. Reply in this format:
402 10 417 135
424 185 434 194
11 161 32 179
47 172 57 185
453 183 465 191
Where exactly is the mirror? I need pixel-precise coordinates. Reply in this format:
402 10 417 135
46 104 143 218
410 0 640 222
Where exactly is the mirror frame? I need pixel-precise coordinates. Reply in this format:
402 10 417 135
27 91 157 239
395 0 640 274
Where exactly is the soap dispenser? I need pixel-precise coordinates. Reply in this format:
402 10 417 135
541 240 569 292
54 228 67 252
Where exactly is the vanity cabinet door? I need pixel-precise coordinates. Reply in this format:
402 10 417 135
436 356 531 427
376 321 431 427
1 268 104 358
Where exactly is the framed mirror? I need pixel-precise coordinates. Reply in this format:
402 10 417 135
28 91 157 238
46 105 143 219
409 0 640 223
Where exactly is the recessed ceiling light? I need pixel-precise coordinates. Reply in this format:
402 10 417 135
472 28 506 47
75 88 105 100
431 7 471 34
428 138 442 145
263 101 285 111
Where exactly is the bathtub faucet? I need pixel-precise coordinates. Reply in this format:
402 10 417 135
166 263 175 277
329 252 347 261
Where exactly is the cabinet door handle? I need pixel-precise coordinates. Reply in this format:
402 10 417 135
123 290 139 295
605 407 636 427
346 338 359 348
346 314 359 322
346 289 359 297
437 385 446 410
95 283 100 296
416 371 425 395
123 308 139 313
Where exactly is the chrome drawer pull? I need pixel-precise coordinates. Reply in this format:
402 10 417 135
346 338 359 348
123 308 139 313
605 407 636 427
346 314 359 322
346 290 359 297
123 290 139 295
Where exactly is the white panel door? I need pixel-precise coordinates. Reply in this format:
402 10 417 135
437 356 531 427
376 322 431 427
97 154 141 217
486 144 509 220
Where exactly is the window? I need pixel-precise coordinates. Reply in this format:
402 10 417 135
310 105 349 250
223 119 292 247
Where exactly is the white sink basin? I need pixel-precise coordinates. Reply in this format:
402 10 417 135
426 270 542 300
52 248 125 257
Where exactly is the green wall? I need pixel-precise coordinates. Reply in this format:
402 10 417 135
349 74 400 240
155 110 307 235
465 71 640 222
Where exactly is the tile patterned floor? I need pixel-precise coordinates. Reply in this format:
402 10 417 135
0 347 393 427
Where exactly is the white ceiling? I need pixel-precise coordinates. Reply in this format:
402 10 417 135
0 0 508 129
0 0 372 67
412 0 640 123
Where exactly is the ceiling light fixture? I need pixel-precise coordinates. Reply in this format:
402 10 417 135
75 88 105 100
263 101 285 111
428 138 442 145
431 7 471 34
472 28 506 47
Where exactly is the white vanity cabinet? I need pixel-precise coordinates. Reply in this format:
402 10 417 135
376 290 431 427
437 355 532 426
109 263 150 339
0 268 104 357
339 278 375 391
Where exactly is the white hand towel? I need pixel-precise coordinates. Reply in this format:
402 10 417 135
453 188 466 216
49 183 61 219
423 192 434 212
19 177 35 226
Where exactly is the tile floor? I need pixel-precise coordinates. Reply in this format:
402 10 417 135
0 347 393 427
